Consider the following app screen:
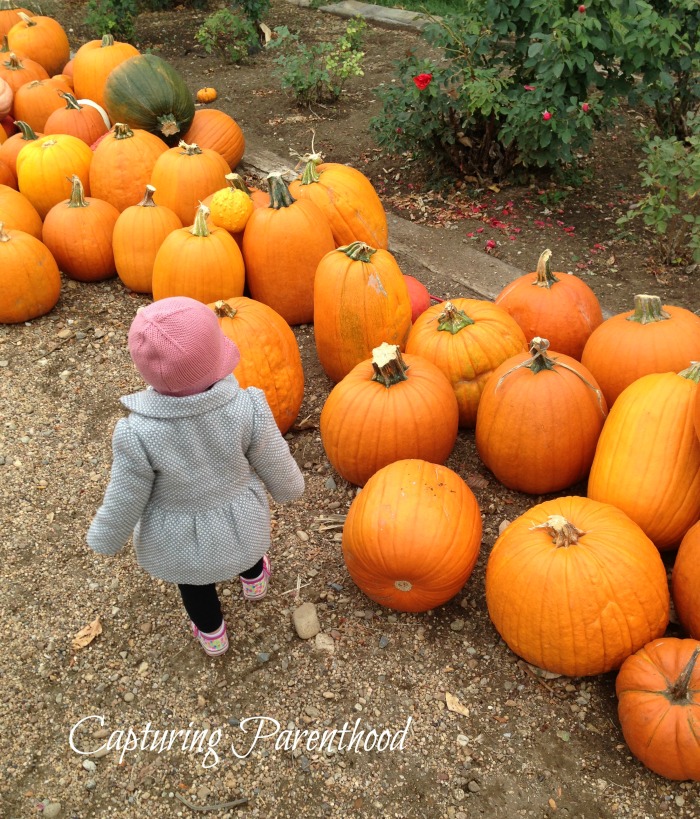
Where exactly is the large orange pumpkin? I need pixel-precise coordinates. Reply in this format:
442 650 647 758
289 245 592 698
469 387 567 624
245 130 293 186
43 91 109 145
0 4 30 39
672 521 700 640
209 298 304 434
113 184 182 293
485 496 669 677
0 182 41 237
152 203 245 304
587 362 700 550
405 298 528 427
320 343 459 487
342 458 482 612
0 118 40 173
475 337 607 494
42 174 120 282
289 152 388 249
181 108 245 169
0 152 14 187
0 50 48 94
71 34 139 109
0 221 60 323
241 172 335 326
494 249 603 360
7 13 69 77
616 638 700 781
581 294 700 407
313 241 412 383
11 75 72 132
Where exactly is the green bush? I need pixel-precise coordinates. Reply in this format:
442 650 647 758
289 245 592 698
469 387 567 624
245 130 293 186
85 0 139 40
195 8 259 64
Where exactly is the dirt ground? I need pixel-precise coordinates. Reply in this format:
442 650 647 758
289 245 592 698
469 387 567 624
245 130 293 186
1 1 699 818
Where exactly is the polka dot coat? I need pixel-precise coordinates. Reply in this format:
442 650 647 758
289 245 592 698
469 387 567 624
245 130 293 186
86 376 305 585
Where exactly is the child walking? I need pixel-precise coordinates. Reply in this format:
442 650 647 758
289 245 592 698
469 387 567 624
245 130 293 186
87 297 305 656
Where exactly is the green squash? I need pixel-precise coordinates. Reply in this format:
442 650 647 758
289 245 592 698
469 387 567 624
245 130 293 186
102 54 195 146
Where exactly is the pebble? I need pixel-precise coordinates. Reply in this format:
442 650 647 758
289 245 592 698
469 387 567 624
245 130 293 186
378 635 390 649
456 735 469 747
322 691 335 699
82 759 97 773
324 476 337 491
123 692 135 703
304 705 320 718
468 780 480 793
292 601 320 639
43 803 62 818
57 328 73 339
258 652 270 662
85 779 96 791
450 619 465 632
314 633 335 653
296 530 309 542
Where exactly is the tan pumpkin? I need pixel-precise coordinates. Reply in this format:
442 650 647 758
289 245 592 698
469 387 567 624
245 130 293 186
0 74 11 117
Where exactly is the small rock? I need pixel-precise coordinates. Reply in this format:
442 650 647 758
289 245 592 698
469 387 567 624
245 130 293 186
140 622 152 635
85 779 96 791
296 530 309 542
450 619 465 632
292 602 320 640
57 328 73 339
378 635 390 649
197 695 206 707
304 705 320 718
43 803 62 818
498 519 511 535
123 692 135 703
328 582 343 592
314 633 335 653
198 786 211 801
324 477 337 491
456 734 469 747
468 780 480 793
82 759 97 773
258 652 270 663
322 691 335 699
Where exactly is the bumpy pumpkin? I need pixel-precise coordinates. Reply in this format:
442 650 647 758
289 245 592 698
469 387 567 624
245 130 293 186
196 87 217 103
616 638 700 781
0 182 41 237
342 458 482 612
581 294 700 406
588 362 700 550
208 172 254 233
182 108 245 169
406 298 528 427
313 242 412 383
71 34 139 109
485 496 669 677
320 343 459 487
43 91 109 145
7 13 69 77
0 220 60 323
210 298 304 434
673 521 700 640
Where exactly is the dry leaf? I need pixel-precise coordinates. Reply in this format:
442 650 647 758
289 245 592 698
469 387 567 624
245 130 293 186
72 617 102 651
291 415 316 431
445 692 470 717
259 22 272 45
465 474 488 489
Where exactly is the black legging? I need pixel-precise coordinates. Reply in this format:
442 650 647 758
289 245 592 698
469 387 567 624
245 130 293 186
179 557 264 633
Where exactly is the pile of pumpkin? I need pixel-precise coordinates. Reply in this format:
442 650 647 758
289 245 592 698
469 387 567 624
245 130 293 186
1 4 699 784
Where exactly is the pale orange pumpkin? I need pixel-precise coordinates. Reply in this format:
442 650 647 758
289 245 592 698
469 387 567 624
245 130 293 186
0 75 11 117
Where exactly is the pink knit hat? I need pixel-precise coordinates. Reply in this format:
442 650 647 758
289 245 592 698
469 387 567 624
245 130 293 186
128 297 241 397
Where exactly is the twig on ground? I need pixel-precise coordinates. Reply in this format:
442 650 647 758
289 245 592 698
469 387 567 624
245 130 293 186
174 793 248 812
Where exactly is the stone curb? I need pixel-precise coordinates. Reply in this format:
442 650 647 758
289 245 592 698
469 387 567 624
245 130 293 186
284 0 436 31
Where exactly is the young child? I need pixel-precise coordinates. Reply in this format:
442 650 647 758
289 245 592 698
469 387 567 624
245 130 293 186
87 297 305 656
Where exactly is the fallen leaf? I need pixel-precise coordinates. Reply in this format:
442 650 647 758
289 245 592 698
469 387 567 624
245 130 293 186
259 22 272 45
445 692 470 717
465 474 488 489
71 617 102 651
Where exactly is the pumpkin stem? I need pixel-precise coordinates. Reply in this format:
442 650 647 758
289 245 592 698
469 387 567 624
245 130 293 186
158 114 182 138
66 175 89 208
0 221 10 242
337 241 377 263
214 300 237 319
12 120 39 140
58 91 82 110
0 35 9 54
297 152 324 185
626 294 670 325
533 249 559 289
530 514 586 548
267 172 296 209
371 342 409 387
225 173 252 196
191 204 211 237
137 184 157 208
678 361 700 383
668 646 700 702
100 34 115 47
17 11 35 26
437 301 475 333
177 140 203 156
4 53 24 70
113 122 134 140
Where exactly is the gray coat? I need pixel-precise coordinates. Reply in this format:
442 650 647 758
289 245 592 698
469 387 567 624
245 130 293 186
86 376 305 585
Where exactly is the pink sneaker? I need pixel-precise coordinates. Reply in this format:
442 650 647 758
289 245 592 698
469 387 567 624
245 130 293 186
240 554 271 601
191 621 229 656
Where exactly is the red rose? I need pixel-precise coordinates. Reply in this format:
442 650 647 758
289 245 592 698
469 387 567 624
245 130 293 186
542 110 552 121
413 73 433 91
582 102 590 113
578 4 586 11
523 85 536 92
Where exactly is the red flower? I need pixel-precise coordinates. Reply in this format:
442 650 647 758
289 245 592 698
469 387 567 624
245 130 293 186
542 110 552 121
578 4 586 12
581 102 590 113
523 85 536 92
485 239 497 250
413 73 433 91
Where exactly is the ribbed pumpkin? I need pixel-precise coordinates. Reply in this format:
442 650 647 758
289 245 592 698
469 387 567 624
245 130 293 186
588 362 700 550
486 496 669 677
475 337 607 494
12 76 73 132
42 174 120 281
152 203 245 304
182 108 245 169
208 172 254 233
7 13 69 77
0 152 14 186
16 132 92 218
0 220 60 322
242 172 335 326
406 298 528 427
0 182 41 237
0 75 11 117
71 34 139 109
209 298 304 434
151 140 229 226
43 92 109 145
342 458 482 612
0 119 40 173
404 274 432 323
314 242 412 383
581 294 700 407
113 184 182 293
494 249 603 360
320 343 459 487
0 3 30 39
102 53 194 146
673 521 700 640
0 50 48 93
616 638 700 781
89 122 168 212
289 152 388 249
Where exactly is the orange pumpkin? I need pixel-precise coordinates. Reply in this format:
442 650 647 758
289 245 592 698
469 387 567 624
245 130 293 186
673 521 700 640
151 139 229 226
494 248 603 360
89 122 168 212
242 172 335 326
0 118 40 173
43 91 109 145
485 496 670 677
71 34 139 109
0 220 61 322
7 12 69 77
581 294 700 406
42 174 120 282
588 363 700 550
209 298 304 434
289 152 388 249
12 75 72 132
0 182 41 237
152 203 245 304
0 4 30 39
196 87 217 103
406 298 528 427
342 458 482 612
320 343 460 487
113 184 182 293
616 638 700 781
182 108 244 169
0 50 48 94
313 241 412 383
0 153 14 187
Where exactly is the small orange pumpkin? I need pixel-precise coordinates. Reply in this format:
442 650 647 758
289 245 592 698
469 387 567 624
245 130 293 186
71 34 139 109
182 107 244 169
0 50 48 94
196 86 217 104
11 75 72 132
43 91 109 145
0 4 31 40
7 12 70 77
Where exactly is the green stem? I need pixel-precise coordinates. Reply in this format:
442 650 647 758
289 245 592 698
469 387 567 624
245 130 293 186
337 242 377 263
267 172 296 209
58 91 82 110
371 343 409 387
626 294 670 324
678 361 700 383
532 248 559 289
113 122 134 140
191 204 211 237
67 175 88 208
437 301 475 334
137 185 157 208
298 152 323 185
225 173 252 196
525 337 556 374
668 647 700 702
100 34 115 47
3 53 24 70
12 120 39 140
